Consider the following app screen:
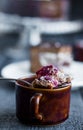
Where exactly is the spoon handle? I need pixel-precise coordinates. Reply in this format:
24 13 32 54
0 77 31 87
0 77 15 81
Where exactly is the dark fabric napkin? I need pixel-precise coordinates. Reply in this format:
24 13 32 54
0 83 83 130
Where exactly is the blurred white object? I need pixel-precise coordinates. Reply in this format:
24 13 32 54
1 60 33 79
23 17 83 35
0 12 83 35
0 22 22 34
39 52 73 67
1 60 83 89
0 12 23 34
39 20 83 34
0 13 23 35
29 26 41 46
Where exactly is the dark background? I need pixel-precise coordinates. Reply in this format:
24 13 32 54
70 0 83 20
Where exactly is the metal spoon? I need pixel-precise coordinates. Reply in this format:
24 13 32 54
0 77 32 87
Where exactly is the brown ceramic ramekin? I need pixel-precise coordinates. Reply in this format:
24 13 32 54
16 75 71 125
